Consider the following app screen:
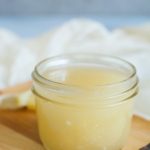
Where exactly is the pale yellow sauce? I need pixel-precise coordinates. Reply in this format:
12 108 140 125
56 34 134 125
36 66 133 150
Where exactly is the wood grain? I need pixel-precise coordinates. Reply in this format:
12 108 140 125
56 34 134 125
0 109 149 150
124 117 150 150
0 123 44 150
0 109 40 143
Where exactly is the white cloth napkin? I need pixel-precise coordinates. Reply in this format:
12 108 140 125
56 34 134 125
0 19 150 119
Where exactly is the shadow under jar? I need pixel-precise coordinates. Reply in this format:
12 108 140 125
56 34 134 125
32 54 138 150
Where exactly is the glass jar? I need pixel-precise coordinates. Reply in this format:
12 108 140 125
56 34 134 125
32 54 138 150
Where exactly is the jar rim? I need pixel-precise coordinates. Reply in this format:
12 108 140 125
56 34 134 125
32 53 138 106
32 53 137 89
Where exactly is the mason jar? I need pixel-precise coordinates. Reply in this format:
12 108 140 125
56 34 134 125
32 54 138 150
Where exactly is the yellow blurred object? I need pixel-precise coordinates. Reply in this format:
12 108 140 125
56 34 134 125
27 92 36 110
0 81 34 109
0 90 35 110
18 90 35 110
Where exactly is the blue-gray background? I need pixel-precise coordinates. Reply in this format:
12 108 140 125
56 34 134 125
0 0 150 37
0 0 150 15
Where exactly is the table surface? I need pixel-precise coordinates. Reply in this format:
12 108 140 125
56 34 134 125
0 109 149 150
0 15 150 37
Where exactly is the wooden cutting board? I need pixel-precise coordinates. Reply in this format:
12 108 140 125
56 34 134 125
0 110 149 150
